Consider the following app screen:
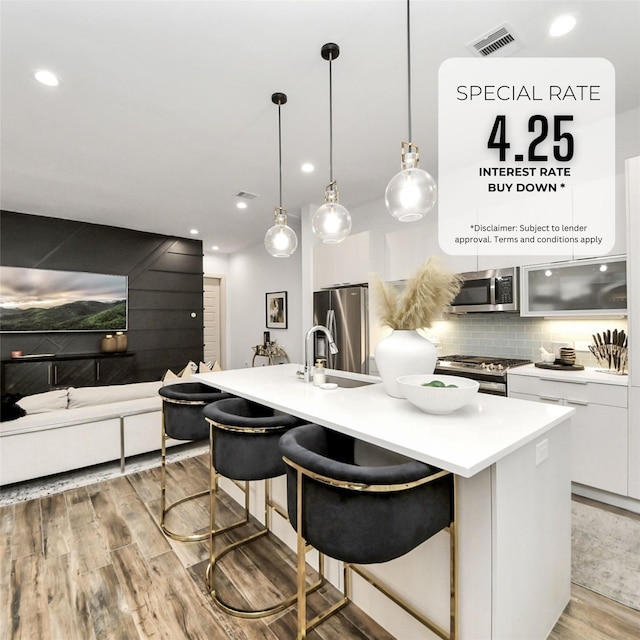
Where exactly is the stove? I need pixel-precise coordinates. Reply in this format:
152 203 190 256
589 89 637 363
434 355 532 396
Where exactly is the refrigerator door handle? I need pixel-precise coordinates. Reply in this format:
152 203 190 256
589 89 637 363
327 308 337 368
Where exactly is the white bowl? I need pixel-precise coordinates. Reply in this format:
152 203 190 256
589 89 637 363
396 374 479 415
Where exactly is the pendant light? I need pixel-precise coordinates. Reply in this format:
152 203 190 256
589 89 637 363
264 92 298 257
385 0 437 222
311 43 352 244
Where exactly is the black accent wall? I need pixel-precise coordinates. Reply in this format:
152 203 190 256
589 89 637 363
0 210 204 382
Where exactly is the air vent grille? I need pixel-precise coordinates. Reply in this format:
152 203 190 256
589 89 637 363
467 23 522 57
235 191 259 200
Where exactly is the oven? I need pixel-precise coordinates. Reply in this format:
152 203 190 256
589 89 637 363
434 355 531 396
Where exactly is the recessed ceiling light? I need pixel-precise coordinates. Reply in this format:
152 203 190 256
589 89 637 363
34 69 60 87
549 14 577 37
211 245 220 251
236 202 248 209
190 228 199 235
301 163 314 173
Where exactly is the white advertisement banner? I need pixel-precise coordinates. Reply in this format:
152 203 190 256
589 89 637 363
438 58 615 256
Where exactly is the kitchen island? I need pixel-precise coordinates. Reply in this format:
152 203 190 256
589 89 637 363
195 364 574 640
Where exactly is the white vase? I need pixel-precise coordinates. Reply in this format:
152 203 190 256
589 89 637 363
374 330 438 398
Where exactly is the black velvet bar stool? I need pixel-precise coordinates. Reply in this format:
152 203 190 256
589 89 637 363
203 397 322 618
279 423 457 640
158 382 232 542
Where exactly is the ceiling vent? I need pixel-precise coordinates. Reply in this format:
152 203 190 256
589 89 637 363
467 22 522 57
235 191 259 200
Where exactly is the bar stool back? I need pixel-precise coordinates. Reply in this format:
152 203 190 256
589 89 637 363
280 423 457 640
203 397 321 618
158 382 232 542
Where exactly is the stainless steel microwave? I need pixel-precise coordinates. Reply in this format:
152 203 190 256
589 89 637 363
449 267 519 313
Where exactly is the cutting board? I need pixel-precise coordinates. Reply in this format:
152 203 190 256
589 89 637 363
534 362 585 371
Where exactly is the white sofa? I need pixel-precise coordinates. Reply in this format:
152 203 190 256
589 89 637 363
0 381 176 485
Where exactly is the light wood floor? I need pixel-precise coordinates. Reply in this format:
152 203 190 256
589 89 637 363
1 454 639 640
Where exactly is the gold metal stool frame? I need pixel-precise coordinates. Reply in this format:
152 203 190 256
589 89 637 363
284 457 458 640
160 396 243 542
205 418 324 619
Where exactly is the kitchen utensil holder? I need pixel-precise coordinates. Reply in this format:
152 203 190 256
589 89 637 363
589 343 628 375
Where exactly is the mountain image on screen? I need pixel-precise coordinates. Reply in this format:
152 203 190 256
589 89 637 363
0 300 126 331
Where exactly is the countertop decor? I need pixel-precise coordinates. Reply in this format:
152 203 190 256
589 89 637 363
373 257 462 397
373 256 462 331
589 329 628 374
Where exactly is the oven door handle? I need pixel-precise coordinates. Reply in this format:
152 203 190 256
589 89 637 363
478 380 506 395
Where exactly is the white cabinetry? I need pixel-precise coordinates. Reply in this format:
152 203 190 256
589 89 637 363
313 231 373 289
384 220 574 280
509 369 628 496
520 255 627 317
626 156 640 499
385 223 476 282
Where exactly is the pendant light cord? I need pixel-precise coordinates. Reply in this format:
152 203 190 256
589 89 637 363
406 0 412 143
277 101 283 208
328 53 334 184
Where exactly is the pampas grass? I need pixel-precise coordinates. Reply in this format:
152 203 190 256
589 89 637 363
373 258 462 330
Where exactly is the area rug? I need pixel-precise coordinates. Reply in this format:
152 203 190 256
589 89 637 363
571 500 640 610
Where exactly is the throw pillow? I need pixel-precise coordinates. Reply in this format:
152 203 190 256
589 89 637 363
198 360 222 373
162 361 199 385
17 388 68 414
68 381 162 409
162 368 181 383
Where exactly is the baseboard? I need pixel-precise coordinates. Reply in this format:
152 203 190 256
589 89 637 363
572 482 640 515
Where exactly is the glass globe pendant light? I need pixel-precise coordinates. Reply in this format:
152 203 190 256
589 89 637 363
385 0 437 222
312 43 352 244
264 92 298 257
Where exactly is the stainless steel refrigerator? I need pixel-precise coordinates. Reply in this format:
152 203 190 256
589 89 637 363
313 286 369 374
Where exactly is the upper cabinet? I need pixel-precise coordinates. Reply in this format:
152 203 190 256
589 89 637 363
313 231 380 289
385 217 476 282
520 255 627 317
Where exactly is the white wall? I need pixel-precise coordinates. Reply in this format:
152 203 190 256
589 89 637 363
226 242 303 369
203 252 229 277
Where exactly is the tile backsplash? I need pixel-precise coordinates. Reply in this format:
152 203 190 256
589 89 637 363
426 314 628 368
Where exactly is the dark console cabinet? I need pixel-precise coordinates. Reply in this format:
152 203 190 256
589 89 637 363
2 361 52 395
96 355 135 385
1 353 135 396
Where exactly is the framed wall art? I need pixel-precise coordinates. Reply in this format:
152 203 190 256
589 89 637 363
265 291 287 329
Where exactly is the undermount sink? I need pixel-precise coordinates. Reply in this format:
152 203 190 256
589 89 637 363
324 375 377 389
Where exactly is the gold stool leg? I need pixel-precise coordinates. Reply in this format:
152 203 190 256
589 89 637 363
160 407 210 542
208 462 323 619
297 467 307 639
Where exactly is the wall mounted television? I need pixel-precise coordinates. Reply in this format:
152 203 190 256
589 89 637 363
0 266 128 332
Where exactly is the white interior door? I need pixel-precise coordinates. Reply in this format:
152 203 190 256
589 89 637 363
203 277 221 366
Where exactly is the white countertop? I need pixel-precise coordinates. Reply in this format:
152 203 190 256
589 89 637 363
194 364 573 478
508 363 629 386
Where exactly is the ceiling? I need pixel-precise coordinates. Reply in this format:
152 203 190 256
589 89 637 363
2 1 639 254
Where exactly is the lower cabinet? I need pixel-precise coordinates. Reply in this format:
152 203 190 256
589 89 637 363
1 353 135 395
1 361 52 395
95 355 136 385
54 358 97 388
509 374 628 496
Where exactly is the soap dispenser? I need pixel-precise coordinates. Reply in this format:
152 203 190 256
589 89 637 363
314 358 326 386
